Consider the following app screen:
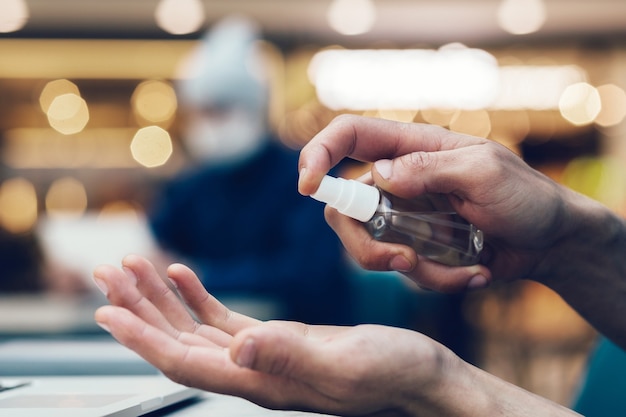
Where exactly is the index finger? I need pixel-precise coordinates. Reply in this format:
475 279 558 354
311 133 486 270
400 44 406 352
297 115 460 195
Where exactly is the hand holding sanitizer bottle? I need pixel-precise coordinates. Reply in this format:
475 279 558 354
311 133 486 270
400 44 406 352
310 175 483 266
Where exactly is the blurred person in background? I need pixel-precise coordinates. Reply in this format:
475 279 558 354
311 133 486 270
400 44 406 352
148 16 353 324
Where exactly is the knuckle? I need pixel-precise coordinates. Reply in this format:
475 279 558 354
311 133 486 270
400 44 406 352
330 113 357 127
472 142 510 178
404 151 437 174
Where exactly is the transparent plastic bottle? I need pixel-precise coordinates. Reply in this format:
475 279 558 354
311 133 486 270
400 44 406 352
311 175 483 266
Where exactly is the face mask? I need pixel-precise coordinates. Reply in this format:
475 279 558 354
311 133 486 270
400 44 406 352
183 108 266 165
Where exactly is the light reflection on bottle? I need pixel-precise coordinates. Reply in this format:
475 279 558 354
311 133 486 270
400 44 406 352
311 175 483 267
367 192 483 266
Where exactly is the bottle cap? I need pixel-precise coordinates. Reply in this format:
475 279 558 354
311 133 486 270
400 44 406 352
310 175 380 222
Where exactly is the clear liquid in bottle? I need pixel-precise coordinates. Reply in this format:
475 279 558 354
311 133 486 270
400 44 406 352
366 191 483 266
310 175 483 266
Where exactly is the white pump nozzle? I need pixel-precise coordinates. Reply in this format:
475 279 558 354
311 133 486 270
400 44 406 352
310 175 380 222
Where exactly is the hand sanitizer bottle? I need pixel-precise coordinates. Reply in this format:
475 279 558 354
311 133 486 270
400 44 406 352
311 175 483 266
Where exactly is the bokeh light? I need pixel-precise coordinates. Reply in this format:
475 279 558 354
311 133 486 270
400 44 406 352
0 0 29 33
309 46 499 110
131 79 178 127
45 177 88 218
489 110 531 147
562 157 626 213
154 0 205 35
449 109 492 138
497 0 546 35
491 65 587 110
327 0 377 36
0 177 38 233
363 109 417 123
130 126 173 168
421 108 458 127
594 84 626 127
46 93 90 135
39 79 81 113
98 201 142 221
559 82 601 126
2 127 139 169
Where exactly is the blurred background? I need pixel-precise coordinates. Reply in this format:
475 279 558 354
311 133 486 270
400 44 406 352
1 0 626 409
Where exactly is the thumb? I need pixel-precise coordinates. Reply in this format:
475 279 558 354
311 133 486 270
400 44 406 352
230 325 323 378
372 155 441 199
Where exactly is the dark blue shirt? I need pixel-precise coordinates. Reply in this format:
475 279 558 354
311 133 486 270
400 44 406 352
148 139 353 324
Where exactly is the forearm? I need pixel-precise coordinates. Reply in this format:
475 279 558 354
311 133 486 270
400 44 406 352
535 186 626 350
399 355 581 417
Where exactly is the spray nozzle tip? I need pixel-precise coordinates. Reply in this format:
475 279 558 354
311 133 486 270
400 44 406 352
310 175 379 222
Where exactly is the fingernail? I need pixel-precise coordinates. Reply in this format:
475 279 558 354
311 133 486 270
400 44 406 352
467 274 489 290
236 338 256 369
390 255 413 272
96 321 111 333
374 159 393 180
122 267 138 285
167 278 178 290
297 167 307 194
93 277 108 295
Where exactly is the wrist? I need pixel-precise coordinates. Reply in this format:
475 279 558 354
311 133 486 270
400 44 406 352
535 187 626 286
399 356 580 417
530 187 626 348
395 346 490 417
406 358 579 417
387 334 581 417
467 365 582 417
